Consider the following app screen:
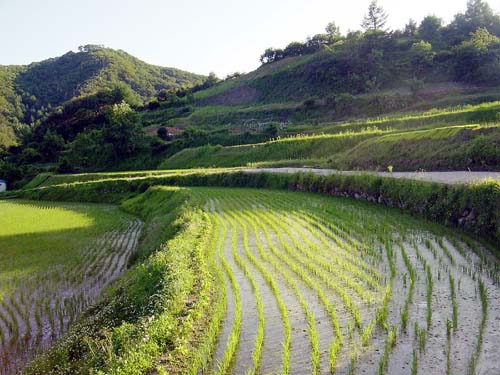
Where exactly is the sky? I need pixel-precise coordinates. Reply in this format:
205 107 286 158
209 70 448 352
1 0 499 77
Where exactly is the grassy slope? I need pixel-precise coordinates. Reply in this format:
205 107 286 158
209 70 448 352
143 84 500 131
29 168 239 189
159 102 500 171
159 131 383 169
339 125 500 171
137 44 500 130
193 55 316 102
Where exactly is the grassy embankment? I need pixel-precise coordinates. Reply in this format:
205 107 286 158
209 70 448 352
15 187 225 375
159 102 500 171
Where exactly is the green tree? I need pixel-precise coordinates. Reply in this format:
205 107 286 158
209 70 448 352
147 98 160 110
260 48 284 64
263 123 278 138
418 16 444 47
404 19 418 37
101 102 147 159
206 72 220 85
409 41 436 77
157 127 172 141
284 42 307 57
325 22 341 39
465 0 500 30
39 131 65 161
361 0 389 31
67 130 109 169
66 103 148 169
454 27 500 82
446 0 500 44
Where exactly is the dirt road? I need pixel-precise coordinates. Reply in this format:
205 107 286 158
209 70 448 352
244 168 500 185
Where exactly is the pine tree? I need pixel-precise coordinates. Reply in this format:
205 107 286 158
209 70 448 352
361 0 389 31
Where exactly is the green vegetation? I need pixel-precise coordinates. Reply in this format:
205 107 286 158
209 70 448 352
1 2 499 372
339 124 500 171
196 0 500 107
14 167 500 247
126 0 500 141
3 1 500 187
6 181 496 374
216 0 498 118
0 65 23 147
20 187 216 375
159 102 500 171
159 130 382 169
0 45 204 135
0 200 137 372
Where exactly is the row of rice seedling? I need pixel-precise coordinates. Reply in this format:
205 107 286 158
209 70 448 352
226 208 292 374
0 201 142 375
253 208 363 328
5 185 498 375
200 189 382 374
212 215 242 375
240 205 324 374
181 187 500 375
224 213 266 374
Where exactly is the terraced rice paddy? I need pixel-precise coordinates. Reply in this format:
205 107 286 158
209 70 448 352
0 200 142 374
190 188 500 375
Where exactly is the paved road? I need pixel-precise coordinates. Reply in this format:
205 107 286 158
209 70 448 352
244 168 500 185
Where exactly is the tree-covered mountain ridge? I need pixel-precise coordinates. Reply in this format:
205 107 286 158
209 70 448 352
0 45 205 146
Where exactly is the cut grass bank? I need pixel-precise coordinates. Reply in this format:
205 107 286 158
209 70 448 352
159 125 500 171
158 102 500 171
338 125 500 171
15 169 500 248
159 130 383 169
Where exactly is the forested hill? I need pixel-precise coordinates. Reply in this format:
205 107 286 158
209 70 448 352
1 0 500 187
0 45 205 146
194 0 500 106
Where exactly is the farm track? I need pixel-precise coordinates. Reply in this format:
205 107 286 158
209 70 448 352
0 219 143 375
244 168 500 185
195 188 500 375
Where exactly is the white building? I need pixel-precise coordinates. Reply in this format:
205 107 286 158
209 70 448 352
0 180 6 192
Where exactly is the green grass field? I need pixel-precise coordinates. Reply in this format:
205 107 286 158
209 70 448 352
0 200 141 373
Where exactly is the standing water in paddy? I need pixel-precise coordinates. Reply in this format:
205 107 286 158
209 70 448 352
191 188 500 375
0 200 142 375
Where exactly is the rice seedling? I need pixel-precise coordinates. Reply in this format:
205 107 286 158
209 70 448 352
0 200 141 374
5 184 500 375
